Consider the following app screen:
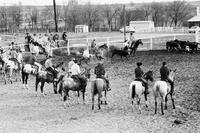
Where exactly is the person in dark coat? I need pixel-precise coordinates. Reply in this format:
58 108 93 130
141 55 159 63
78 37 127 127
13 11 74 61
134 62 149 94
94 61 111 91
25 33 32 52
160 62 174 95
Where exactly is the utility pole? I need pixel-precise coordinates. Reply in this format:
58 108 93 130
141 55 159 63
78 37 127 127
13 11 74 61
53 0 58 32
123 5 126 41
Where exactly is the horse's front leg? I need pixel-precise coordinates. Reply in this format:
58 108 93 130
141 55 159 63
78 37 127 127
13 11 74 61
170 93 175 109
35 78 39 96
77 91 80 104
92 94 94 110
82 90 85 104
165 95 168 110
144 93 148 108
40 82 45 97
63 90 69 108
154 97 157 114
104 90 107 105
9 68 13 84
137 98 141 114
161 96 164 115
98 93 101 110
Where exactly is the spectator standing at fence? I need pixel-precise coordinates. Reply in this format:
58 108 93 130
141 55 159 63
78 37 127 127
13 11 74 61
91 39 96 54
25 33 31 52
62 31 68 45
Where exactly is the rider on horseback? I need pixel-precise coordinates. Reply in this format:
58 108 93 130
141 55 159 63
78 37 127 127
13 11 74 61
71 59 87 89
134 62 149 95
94 61 111 91
129 33 135 48
160 62 174 95
45 56 58 81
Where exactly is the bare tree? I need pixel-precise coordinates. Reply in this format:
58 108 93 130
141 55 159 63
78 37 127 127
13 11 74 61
167 1 192 27
30 8 38 30
82 2 99 32
150 2 164 26
0 7 8 31
102 5 120 32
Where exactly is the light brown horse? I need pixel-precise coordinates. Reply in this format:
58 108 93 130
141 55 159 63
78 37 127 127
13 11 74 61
58 67 90 108
91 73 109 110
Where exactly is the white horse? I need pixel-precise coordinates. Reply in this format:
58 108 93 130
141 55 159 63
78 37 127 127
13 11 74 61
152 69 176 115
1 52 21 84
129 71 154 113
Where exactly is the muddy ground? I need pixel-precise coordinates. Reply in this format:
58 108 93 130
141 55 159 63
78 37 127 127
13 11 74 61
1 50 200 133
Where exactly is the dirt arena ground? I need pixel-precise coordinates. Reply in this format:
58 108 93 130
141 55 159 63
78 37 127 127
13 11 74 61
1 49 200 133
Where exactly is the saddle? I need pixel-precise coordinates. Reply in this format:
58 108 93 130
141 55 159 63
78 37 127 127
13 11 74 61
71 75 80 82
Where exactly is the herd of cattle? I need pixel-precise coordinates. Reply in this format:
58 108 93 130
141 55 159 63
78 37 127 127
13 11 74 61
166 39 199 53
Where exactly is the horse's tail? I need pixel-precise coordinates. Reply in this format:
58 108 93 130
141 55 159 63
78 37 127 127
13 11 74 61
93 80 98 96
131 84 136 99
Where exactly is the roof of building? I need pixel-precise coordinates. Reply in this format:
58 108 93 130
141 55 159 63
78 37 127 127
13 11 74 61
188 15 200 22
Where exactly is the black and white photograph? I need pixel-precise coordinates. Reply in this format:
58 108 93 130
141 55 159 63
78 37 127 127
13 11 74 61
0 0 200 132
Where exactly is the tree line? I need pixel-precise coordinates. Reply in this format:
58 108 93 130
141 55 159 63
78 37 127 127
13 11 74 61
0 0 197 33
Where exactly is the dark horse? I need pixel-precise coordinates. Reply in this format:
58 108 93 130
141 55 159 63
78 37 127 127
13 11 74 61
58 68 91 108
35 62 64 96
129 39 143 55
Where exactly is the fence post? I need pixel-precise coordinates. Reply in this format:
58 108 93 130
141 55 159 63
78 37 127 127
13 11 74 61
67 40 70 55
150 37 153 50
173 34 176 40
195 30 199 43
86 38 89 50
107 37 110 46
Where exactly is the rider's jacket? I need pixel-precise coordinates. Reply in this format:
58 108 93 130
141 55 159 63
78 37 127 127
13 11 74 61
135 67 144 79
71 63 81 75
160 66 170 80
94 64 105 78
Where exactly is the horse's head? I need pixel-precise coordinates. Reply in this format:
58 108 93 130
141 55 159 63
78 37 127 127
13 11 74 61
169 69 176 82
137 39 143 46
143 71 154 82
82 68 91 80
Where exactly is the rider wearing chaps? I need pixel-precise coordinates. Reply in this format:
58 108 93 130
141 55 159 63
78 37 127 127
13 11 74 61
94 62 111 91
45 57 58 81
160 62 174 94
71 60 86 89
23 53 42 73
134 62 149 94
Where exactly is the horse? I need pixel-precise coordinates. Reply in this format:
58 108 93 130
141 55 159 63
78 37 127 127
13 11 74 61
21 55 47 89
129 71 154 113
58 67 91 108
130 39 143 55
35 62 64 97
91 73 109 110
152 69 176 115
95 44 108 60
0 52 21 84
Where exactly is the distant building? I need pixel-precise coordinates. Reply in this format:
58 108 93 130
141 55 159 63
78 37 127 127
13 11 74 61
188 7 200 27
129 21 154 32
75 25 89 33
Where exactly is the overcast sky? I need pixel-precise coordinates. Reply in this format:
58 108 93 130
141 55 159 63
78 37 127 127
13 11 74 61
0 0 197 6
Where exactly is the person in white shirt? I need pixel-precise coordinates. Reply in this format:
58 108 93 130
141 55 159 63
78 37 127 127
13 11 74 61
68 57 75 74
71 59 81 76
129 33 135 47
70 59 86 88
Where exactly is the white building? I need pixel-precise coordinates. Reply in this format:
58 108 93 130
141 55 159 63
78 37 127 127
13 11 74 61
75 25 89 33
129 21 155 32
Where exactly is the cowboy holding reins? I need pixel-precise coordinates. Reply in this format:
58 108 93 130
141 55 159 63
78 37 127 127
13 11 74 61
134 62 149 95
94 61 111 91
45 56 58 81
160 62 174 95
